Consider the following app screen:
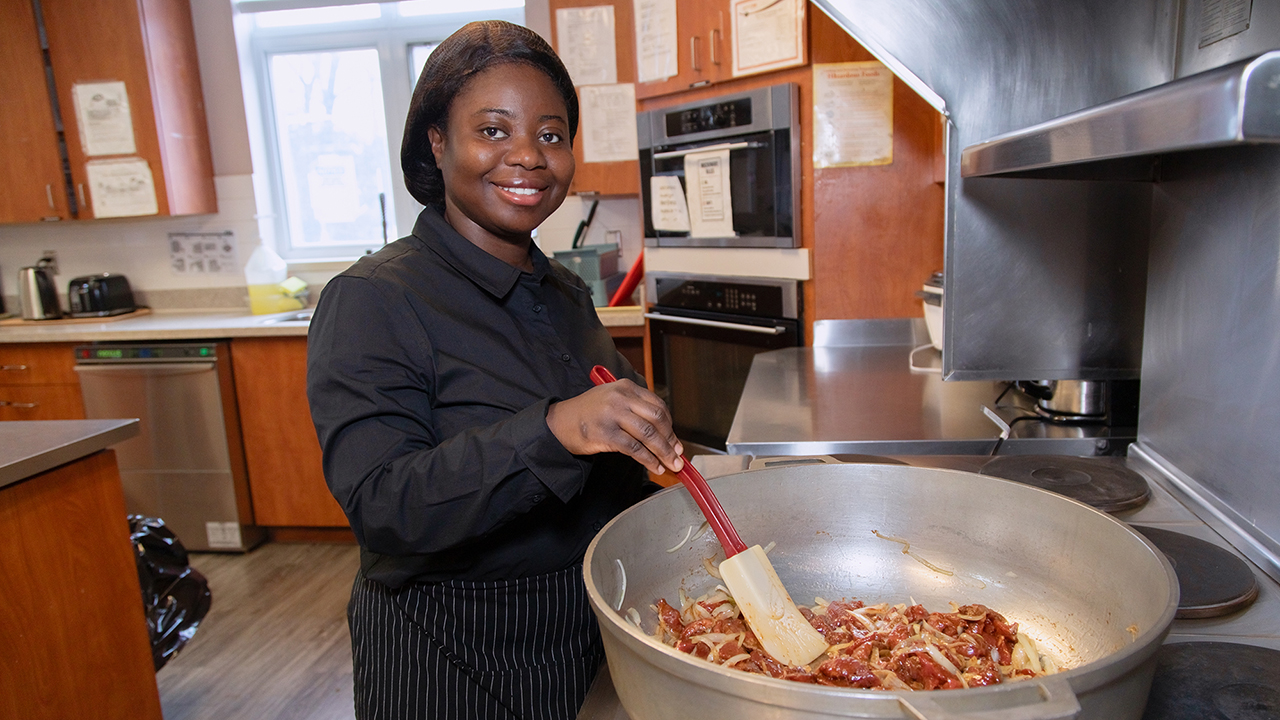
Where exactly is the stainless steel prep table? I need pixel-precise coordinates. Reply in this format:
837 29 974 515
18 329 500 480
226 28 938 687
726 334 1132 457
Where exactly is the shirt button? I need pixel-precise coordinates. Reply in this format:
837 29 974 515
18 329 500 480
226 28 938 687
532 493 545 503
560 353 571 362
533 304 543 313
592 522 603 531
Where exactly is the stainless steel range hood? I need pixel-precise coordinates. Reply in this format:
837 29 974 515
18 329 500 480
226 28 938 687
962 51 1280 178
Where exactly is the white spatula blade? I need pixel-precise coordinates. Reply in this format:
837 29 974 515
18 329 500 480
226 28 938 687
719 545 828 667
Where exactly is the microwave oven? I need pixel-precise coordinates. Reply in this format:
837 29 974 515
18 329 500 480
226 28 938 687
638 83 800 249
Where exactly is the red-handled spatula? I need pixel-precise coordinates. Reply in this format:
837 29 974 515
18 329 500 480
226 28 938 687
589 365 827 667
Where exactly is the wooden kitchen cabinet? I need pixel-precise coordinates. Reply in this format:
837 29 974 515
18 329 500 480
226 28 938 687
633 1 731 100
0 343 84 420
548 0 642 196
0 0 71 223
230 337 348 528
0 0 215 224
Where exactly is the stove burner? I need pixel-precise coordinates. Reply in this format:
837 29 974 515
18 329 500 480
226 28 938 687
1142 642 1280 720
1133 526 1260 619
979 455 1150 512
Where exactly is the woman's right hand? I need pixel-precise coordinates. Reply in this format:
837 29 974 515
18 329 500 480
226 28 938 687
546 379 684 475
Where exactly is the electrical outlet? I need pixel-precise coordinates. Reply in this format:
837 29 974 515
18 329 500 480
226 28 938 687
40 250 59 276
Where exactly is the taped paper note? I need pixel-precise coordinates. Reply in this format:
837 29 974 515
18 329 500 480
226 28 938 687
634 0 678 83
732 0 805 77
813 61 894 168
650 176 690 232
556 6 618 86
684 149 735 238
72 81 136 157
581 84 639 163
85 158 158 217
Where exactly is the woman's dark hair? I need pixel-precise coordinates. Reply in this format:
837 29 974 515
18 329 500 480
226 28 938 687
402 21 578 212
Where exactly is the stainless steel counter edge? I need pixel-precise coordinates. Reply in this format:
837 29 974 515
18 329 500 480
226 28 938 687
0 306 644 343
0 419 141 489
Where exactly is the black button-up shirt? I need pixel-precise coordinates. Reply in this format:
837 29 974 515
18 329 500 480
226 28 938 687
307 208 655 588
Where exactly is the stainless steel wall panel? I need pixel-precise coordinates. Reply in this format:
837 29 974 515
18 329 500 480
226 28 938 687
1178 0 1280 77
813 0 1176 380
1140 143 1280 557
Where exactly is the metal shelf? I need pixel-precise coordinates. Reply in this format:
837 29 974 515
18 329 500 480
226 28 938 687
961 51 1280 179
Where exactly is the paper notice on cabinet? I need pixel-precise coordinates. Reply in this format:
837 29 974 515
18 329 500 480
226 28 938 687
581 84 639 163
634 0 678 83
557 6 618 86
650 175 690 232
85 158 158 217
813 61 894 168
732 0 805 77
71 81 136 157
684 149 735 238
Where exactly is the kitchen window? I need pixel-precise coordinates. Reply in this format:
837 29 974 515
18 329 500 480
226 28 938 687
237 1 523 261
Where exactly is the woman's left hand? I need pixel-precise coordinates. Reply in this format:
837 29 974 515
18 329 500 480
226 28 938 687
546 380 684 475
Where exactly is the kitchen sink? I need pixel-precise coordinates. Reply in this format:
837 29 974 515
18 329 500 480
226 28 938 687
258 309 313 324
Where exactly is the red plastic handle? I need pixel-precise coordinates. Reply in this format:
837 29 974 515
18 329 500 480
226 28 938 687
589 365 747 557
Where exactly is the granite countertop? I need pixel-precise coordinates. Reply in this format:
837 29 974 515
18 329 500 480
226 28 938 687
0 419 140 489
0 305 644 343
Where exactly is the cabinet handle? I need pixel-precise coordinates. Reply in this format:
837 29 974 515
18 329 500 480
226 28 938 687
78 183 87 209
712 28 721 66
690 35 701 72
0 365 29 371
46 184 55 209
0 401 39 408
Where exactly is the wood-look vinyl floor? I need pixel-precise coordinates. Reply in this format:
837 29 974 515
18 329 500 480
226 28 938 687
157 543 360 720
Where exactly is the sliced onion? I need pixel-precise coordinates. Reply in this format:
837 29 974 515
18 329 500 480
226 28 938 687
703 556 722 580
762 540 776 555
626 607 643 628
691 521 712 542
924 644 968 689
666 525 694 553
723 653 752 668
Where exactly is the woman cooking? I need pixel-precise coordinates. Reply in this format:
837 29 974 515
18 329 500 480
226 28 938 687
307 20 683 720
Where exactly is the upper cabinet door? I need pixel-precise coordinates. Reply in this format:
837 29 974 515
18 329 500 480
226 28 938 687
39 0 216 219
633 1 730 100
0 0 71 223
550 0 642 196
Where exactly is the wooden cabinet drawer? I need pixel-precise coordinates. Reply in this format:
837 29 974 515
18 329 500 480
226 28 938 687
0 343 81 385
0 384 85 420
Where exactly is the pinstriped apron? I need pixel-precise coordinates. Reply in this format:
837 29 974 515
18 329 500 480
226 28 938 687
348 565 604 720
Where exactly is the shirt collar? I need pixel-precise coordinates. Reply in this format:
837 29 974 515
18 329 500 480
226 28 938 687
412 207 550 298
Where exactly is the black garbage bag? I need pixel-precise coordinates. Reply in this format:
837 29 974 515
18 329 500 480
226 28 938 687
128 515 212 671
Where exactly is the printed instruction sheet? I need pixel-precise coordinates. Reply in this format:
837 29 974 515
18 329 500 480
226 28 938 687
169 232 239 274
732 0 806 77
813 61 894 168
581 84 639 163
85 158 158 217
634 0 678 83
556 6 618 86
684 148 735 238
650 175 691 232
72 81 136 157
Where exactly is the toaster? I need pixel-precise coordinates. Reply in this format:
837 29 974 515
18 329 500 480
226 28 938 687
68 273 137 317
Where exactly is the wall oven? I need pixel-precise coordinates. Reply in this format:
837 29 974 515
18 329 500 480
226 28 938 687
645 272 802 453
638 83 800 248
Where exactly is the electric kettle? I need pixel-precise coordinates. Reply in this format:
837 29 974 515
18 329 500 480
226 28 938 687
18 260 61 320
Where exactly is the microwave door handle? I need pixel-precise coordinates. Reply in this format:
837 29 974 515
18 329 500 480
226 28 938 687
651 141 753 160
644 312 784 335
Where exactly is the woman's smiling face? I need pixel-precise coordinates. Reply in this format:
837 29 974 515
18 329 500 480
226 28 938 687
429 62 575 260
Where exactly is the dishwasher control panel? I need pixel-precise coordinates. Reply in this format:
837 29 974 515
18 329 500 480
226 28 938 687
75 343 218 362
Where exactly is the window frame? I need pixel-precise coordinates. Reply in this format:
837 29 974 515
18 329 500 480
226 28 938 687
244 5 524 262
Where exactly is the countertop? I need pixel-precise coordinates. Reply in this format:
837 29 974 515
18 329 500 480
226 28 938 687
726 344 1133 456
0 419 140 489
0 305 644 343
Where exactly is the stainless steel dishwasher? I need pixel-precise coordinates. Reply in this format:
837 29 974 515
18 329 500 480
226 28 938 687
75 342 262 551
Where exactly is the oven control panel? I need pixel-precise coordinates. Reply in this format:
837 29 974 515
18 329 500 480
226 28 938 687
651 276 794 319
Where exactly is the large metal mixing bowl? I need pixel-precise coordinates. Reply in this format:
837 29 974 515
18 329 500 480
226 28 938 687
584 464 1178 720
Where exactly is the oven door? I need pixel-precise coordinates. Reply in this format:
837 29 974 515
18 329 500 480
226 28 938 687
646 308 800 452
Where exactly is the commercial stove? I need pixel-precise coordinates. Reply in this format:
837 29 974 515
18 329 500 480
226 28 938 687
577 452 1280 720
